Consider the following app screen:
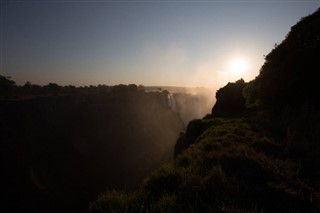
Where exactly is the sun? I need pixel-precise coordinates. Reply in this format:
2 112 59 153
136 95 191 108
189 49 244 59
229 58 248 75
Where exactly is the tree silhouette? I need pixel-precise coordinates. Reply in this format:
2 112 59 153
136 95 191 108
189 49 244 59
0 75 16 96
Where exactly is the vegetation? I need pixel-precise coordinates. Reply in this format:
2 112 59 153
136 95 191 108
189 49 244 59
89 117 319 213
89 8 320 213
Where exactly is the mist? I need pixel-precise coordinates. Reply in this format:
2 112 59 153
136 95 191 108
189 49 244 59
154 86 216 124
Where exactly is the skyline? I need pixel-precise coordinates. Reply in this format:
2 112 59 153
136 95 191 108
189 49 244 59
1 1 319 87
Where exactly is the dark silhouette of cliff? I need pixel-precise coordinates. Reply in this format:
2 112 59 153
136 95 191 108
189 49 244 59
212 78 247 116
244 8 320 159
245 9 320 112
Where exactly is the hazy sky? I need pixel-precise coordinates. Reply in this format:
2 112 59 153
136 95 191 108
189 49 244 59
1 0 319 87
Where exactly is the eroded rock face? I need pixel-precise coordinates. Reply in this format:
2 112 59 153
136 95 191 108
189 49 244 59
211 79 247 116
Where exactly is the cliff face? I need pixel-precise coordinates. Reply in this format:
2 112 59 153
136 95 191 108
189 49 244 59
0 87 184 213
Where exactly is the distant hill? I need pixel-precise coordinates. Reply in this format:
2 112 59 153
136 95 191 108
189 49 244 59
90 8 320 213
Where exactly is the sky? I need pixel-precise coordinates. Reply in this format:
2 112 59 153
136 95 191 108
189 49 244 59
1 0 319 88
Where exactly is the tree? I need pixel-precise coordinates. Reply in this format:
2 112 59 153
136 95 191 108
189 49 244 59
0 75 16 96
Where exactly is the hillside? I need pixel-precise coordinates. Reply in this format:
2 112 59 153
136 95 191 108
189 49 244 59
89 8 320 213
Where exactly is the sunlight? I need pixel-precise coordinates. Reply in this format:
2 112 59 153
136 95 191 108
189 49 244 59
229 58 248 76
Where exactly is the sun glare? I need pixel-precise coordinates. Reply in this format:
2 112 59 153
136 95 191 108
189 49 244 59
229 58 248 75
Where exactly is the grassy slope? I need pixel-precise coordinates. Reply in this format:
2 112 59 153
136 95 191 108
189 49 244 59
89 116 320 213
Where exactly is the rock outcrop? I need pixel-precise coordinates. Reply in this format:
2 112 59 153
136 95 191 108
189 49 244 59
212 79 247 116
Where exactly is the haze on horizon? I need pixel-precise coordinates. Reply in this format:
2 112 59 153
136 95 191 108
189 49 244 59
1 0 319 88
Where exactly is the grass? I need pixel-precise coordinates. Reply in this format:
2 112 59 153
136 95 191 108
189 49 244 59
89 117 320 213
